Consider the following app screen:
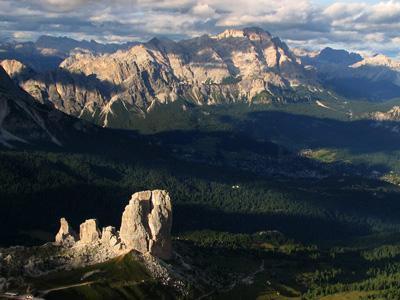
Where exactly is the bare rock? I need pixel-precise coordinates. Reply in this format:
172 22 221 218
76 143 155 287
79 219 101 244
55 218 77 246
101 226 121 249
148 190 173 259
120 191 152 253
7 28 317 128
0 59 34 81
120 190 172 260
372 106 400 121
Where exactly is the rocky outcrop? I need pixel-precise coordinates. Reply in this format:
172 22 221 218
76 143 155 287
54 190 173 260
79 219 101 243
55 217 77 246
120 190 173 260
351 54 400 71
101 226 122 250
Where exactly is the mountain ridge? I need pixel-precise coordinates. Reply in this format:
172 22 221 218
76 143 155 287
2 27 400 129
1 27 321 128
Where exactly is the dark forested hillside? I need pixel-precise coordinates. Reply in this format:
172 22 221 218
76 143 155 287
3 83 400 299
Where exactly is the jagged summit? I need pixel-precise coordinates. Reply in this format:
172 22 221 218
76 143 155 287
352 53 400 70
2 27 317 128
0 59 34 81
213 27 272 41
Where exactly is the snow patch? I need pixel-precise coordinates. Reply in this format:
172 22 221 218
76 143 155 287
146 100 157 113
316 100 333 110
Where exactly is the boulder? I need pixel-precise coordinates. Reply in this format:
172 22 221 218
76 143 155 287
55 217 77 246
79 219 101 243
120 190 172 259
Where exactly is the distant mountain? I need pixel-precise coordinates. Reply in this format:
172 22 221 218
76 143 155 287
4 28 400 130
296 47 400 101
295 47 363 68
35 35 138 55
314 47 363 66
0 40 64 72
352 54 400 71
2 28 321 128
0 36 139 72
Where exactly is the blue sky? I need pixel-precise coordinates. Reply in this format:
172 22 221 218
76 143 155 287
0 0 399 58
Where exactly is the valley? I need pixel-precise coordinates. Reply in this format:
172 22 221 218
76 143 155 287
1 25 400 299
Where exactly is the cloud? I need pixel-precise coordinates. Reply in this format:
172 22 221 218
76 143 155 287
191 3 217 18
1 0 399 58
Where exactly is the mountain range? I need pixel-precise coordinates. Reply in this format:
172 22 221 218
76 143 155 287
1 27 400 129
1 28 318 128
298 47 400 101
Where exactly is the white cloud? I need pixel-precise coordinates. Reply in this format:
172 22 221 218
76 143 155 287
392 37 400 45
191 3 216 18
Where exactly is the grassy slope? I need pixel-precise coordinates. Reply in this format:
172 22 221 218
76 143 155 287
30 253 176 300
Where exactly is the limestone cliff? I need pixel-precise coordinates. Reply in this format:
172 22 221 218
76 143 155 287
120 190 173 260
55 218 77 246
54 190 173 260
3 28 318 128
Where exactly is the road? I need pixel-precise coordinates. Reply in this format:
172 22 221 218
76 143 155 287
38 281 96 297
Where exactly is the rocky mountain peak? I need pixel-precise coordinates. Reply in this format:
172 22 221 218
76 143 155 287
313 47 363 66
0 59 34 81
351 53 400 70
214 27 272 41
5 28 318 127
243 27 272 41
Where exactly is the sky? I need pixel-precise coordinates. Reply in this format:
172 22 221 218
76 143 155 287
0 0 399 57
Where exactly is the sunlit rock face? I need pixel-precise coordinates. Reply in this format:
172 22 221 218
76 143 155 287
120 190 173 260
54 190 173 260
372 106 400 121
3 28 317 127
55 217 77 246
79 219 101 244
0 59 34 82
